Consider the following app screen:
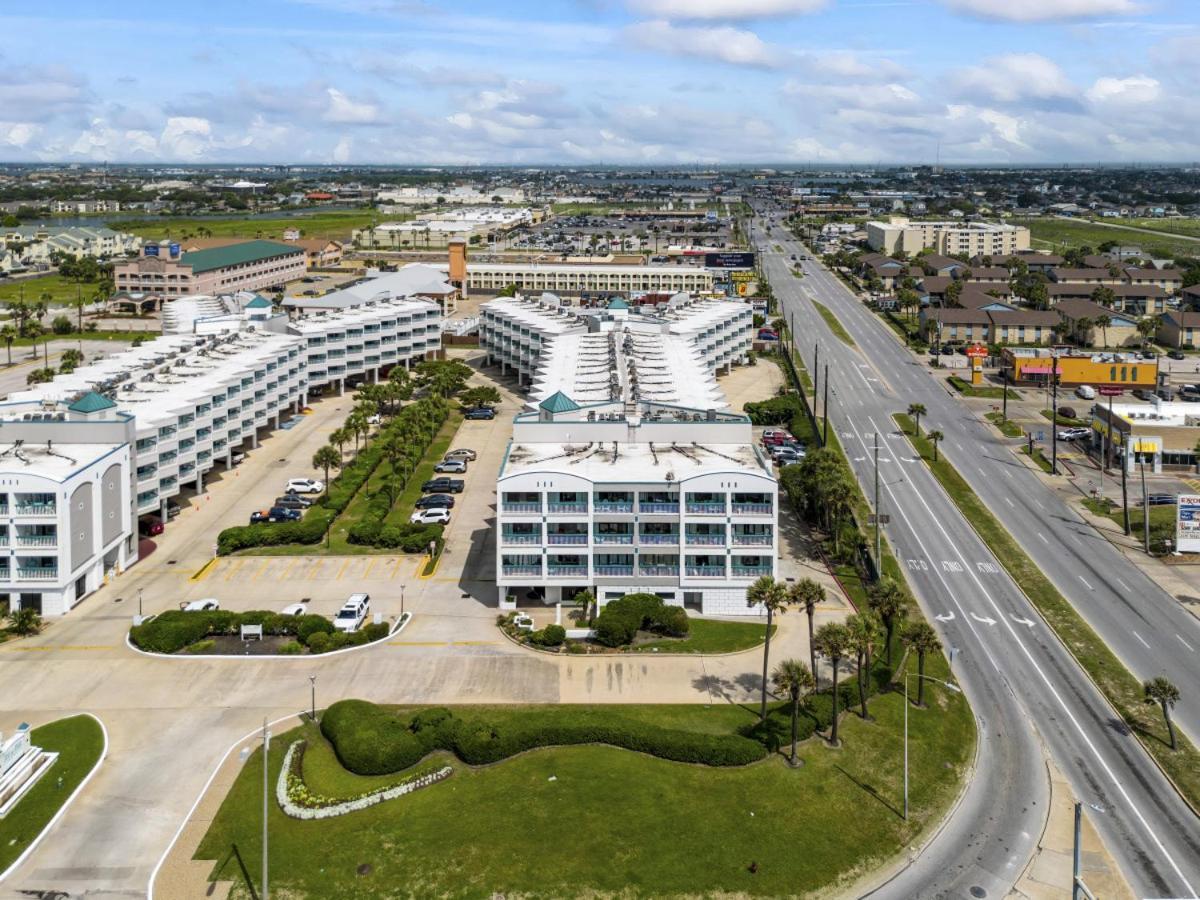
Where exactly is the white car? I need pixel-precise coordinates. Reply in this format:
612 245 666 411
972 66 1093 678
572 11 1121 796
285 478 324 494
411 508 451 525
279 602 308 617
180 598 220 612
433 459 467 474
333 593 370 633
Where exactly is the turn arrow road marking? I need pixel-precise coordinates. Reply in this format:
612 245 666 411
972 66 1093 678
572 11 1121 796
969 612 997 626
1010 615 1036 628
935 612 955 623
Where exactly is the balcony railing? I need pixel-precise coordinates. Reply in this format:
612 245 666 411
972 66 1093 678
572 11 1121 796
16 534 56 547
14 504 55 516
686 565 726 577
593 533 633 545
732 565 773 578
547 565 587 577
502 565 542 577
594 501 634 513
732 534 773 546
732 502 773 515
686 533 725 546
639 502 679 514
638 533 678 544
502 502 541 514
547 534 588 545
638 564 680 577
547 502 587 514
501 533 541 545
16 566 58 580
595 564 634 576
686 502 726 514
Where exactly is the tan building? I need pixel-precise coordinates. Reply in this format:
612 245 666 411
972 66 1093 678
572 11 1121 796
460 262 714 296
1054 299 1141 348
1124 267 1183 294
113 240 306 302
1048 268 1123 286
866 217 1029 256
1157 310 1200 348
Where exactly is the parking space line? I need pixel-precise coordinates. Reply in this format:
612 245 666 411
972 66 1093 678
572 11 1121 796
363 558 378 579
336 558 351 580
305 559 324 580
281 558 300 580
389 558 404 579
222 559 245 582
251 560 270 582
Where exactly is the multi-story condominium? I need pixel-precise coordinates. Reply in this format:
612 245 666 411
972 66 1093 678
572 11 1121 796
867 218 1030 256
0 225 142 273
50 199 123 214
113 240 306 302
459 262 714 296
488 294 773 616
1 295 440 617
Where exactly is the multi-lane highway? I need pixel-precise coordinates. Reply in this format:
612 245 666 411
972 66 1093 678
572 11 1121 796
751 215 1200 899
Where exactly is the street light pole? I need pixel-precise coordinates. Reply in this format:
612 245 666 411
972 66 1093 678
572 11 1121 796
1051 350 1059 475
309 674 316 722
137 587 143 619
261 717 270 900
822 364 830 447
873 432 881 565
904 672 961 820
401 584 406 618
1140 459 1150 555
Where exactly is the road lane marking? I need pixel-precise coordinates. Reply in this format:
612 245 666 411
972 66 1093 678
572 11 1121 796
1037 532 1049 544
1004 496 1014 507
1178 634 1195 652
1132 631 1151 649
1116 578 1130 592
1078 575 1093 590
969 612 997 626
388 640 447 647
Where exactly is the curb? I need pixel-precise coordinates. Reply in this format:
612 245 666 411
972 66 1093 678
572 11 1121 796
0 713 109 886
125 612 413 661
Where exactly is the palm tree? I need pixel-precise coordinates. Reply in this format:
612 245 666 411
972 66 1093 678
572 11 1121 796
329 427 350 461
845 612 882 719
902 621 942 706
1137 315 1160 349
868 577 907 668
312 445 341 491
747 575 791 722
772 659 815 766
927 429 944 462
907 403 927 436
788 578 824 690
1094 313 1112 349
0 324 14 367
814 622 851 746
5 606 41 636
1143 676 1180 751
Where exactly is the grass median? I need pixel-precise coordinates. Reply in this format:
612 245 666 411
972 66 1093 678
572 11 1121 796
946 374 1020 400
895 412 1200 811
984 411 1023 438
812 300 855 346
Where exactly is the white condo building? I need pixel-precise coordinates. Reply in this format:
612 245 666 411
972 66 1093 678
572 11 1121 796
483 294 775 616
1 293 441 617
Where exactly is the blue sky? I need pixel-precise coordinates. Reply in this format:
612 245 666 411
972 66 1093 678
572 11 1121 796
1 0 1196 164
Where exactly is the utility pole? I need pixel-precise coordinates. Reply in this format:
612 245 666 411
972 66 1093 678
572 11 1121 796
873 432 882 564
813 342 820 410
1140 460 1150 555
1050 351 1059 475
1073 802 1082 900
1121 448 1131 535
822 364 830 447
262 717 270 900
1001 367 1009 422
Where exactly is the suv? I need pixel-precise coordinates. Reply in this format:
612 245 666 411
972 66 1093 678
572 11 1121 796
250 507 301 524
138 516 164 537
464 407 496 420
434 458 468 474
285 478 324 494
411 507 451 525
421 477 465 494
274 495 311 510
415 493 456 509
1056 427 1091 441
333 593 370 633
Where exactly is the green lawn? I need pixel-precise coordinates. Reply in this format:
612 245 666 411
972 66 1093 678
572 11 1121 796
108 210 391 243
1082 497 1174 548
631 619 775 654
1122 217 1200 238
0 715 105 872
1012 217 1200 259
1020 445 1054 474
812 300 855 346
0 274 103 306
384 409 464 527
984 411 1023 438
1040 408 1086 427
198 693 973 900
946 374 1020 400
894 413 1200 810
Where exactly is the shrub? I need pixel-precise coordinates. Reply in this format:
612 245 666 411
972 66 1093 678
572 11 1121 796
279 641 304 655
306 631 332 654
295 614 334 642
531 624 566 647
593 593 688 647
130 611 215 654
362 621 391 642
184 639 215 655
51 315 72 335
650 604 689 637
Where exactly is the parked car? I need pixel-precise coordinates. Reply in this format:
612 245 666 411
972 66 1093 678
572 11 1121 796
415 494 456 509
421 477 465 494
1075 385 1096 400
274 495 311 511
773 448 805 464
1168 350 1186 360
445 448 477 461
1132 388 1156 401
229 451 245 466
333 593 370 633
1056 427 1091 441
280 602 308 617
366 414 382 425
1143 493 1177 506
434 459 468 474
250 507 301 524
180 598 219 612
464 407 496 420
280 491 314 507
411 508 451 525
285 477 324 494
138 516 164 537
1157 388 1175 401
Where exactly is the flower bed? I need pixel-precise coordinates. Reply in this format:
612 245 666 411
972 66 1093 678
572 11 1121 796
130 610 393 655
277 740 451 820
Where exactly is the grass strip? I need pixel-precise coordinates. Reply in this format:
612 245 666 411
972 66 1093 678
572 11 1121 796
946 374 1020 400
631 619 775 654
1040 409 1086 427
812 300 856 346
384 410 464 526
1020 445 1054 474
984 412 1023 438
895 413 1200 811
0 715 105 871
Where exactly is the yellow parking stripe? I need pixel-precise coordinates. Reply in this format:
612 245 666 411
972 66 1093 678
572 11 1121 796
363 558 379 579
281 558 300 580
223 559 245 582
251 559 270 582
387 640 447 647
389 558 404 579
189 558 219 582
5 644 115 652
336 558 351 580
305 559 324 580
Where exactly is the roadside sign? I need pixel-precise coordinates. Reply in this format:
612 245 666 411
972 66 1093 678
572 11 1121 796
1177 495 1200 553
867 514 891 525
1098 386 1124 396
965 343 988 359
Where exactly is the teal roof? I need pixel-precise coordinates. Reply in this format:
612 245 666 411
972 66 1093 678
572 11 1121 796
68 391 116 413
539 391 580 413
182 240 302 274
245 294 273 309
606 297 629 310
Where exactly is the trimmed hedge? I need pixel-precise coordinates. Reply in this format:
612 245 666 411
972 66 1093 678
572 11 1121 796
593 593 690 647
128 609 391 655
346 520 444 552
320 700 767 775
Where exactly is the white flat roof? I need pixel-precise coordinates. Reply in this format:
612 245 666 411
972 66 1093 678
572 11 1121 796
502 440 771 482
0 442 125 481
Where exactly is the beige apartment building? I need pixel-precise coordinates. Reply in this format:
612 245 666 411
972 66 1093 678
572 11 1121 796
867 218 1030 256
114 240 306 302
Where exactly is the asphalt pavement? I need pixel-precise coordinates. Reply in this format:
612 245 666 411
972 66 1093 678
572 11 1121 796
752 216 1200 900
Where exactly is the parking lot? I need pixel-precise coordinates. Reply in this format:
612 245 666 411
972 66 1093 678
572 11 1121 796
511 212 738 257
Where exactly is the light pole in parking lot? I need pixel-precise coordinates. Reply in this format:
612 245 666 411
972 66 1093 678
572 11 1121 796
400 584 406 618
137 587 143 618
309 674 316 722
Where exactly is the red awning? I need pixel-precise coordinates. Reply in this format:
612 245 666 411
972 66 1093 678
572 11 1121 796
1022 366 1053 374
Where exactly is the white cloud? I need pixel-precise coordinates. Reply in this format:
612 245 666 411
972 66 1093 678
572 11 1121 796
323 87 380 124
158 116 215 160
627 0 827 18
331 135 353 162
954 53 1076 104
625 20 787 68
941 0 1142 22
1085 74 1160 104
793 50 909 82
783 80 920 109
0 122 39 148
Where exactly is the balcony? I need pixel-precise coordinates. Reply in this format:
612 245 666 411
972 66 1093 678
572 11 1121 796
16 534 56 547
547 565 587 577
639 502 680 515
686 502 725 515
547 534 588 545
686 533 725 546
686 565 726 577
16 566 58 581
502 501 541 514
14 503 55 517
732 533 773 546
638 564 680 577
547 502 587 514
732 502 772 515
502 564 542 577
638 533 678 545
595 564 634 576
593 532 633 545
732 565 773 578
593 501 634 514
501 532 541 545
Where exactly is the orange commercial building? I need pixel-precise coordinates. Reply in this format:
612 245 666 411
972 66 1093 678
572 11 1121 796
1001 348 1158 389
